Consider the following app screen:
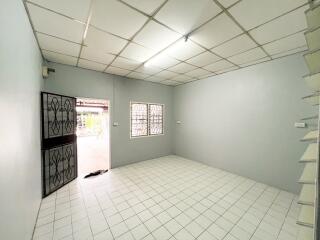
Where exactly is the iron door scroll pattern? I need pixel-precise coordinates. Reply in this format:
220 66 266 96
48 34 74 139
41 92 78 197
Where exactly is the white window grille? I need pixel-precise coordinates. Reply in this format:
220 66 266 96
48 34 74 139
130 102 164 138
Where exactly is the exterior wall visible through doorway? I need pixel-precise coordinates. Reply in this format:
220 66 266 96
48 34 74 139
76 98 109 176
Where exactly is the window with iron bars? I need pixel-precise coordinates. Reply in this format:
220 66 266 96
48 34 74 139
130 102 164 138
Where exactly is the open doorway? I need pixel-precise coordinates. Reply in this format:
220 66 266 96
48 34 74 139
76 98 110 177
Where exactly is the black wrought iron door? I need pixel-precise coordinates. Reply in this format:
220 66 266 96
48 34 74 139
41 92 77 197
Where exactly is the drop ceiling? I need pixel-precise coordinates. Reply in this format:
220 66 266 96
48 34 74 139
25 0 309 86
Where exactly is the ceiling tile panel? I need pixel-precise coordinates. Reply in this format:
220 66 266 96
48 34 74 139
217 0 240 8
263 32 307 56
185 68 211 78
211 34 257 58
105 66 131 76
112 57 141 70
78 59 106 71
135 66 163 75
203 59 235 72
120 43 155 62
271 46 308 59
165 39 205 61
160 80 181 86
127 72 150 80
43 50 78 66
198 72 216 79
121 0 167 15
145 54 180 69
229 0 307 30
84 27 128 55
190 13 243 48
216 66 239 74
154 70 179 79
80 46 115 64
134 21 181 52
28 0 91 22
239 57 271 67
27 3 85 43
168 62 198 73
37 33 81 57
171 75 194 82
155 0 221 34
249 6 308 45
90 0 148 39
186 51 221 67
227 47 267 65
144 76 164 82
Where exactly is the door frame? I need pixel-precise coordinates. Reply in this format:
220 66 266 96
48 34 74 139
76 97 111 170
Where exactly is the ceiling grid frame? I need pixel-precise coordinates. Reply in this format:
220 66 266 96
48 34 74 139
102 0 171 73
75 0 94 66
211 0 271 60
24 0 311 85
121 13 241 82
107 1 228 81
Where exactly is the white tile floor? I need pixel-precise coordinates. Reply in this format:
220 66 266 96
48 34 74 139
33 155 300 240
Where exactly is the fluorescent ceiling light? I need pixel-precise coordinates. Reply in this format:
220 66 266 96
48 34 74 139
144 53 170 67
144 36 189 67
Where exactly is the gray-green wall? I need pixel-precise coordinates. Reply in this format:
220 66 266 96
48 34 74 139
44 63 174 168
173 54 315 193
0 0 43 239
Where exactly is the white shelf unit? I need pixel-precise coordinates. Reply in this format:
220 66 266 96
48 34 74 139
302 130 319 142
305 26 320 51
299 184 316 206
298 225 315 240
298 2 319 239
299 162 317 184
304 72 320 91
303 93 320 105
305 2 320 29
304 49 320 75
297 205 315 228
300 143 318 163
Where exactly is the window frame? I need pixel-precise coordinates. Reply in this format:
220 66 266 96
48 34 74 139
130 101 164 139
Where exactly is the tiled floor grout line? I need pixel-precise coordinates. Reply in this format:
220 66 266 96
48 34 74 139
92 161 236 239
155 174 246 238
81 191 94 239
247 191 283 240
185 178 252 239
93 190 118 240
72 183 97 240
195 181 265 240
68 185 75 240
153 174 247 238
35 160 211 239
236 187 279 240
275 196 296 239
102 164 225 239
33 158 300 240
51 193 57 240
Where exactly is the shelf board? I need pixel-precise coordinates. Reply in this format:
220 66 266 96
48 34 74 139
297 205 315 228
297 225 314 240
298 184 315 206
304 72 320 91
304 48 320 75
301 115 319 121
302 92 320 105
305 26 320 52
306 2 320 30
301 130 318 142
300 143 318 163
298 162 317 184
